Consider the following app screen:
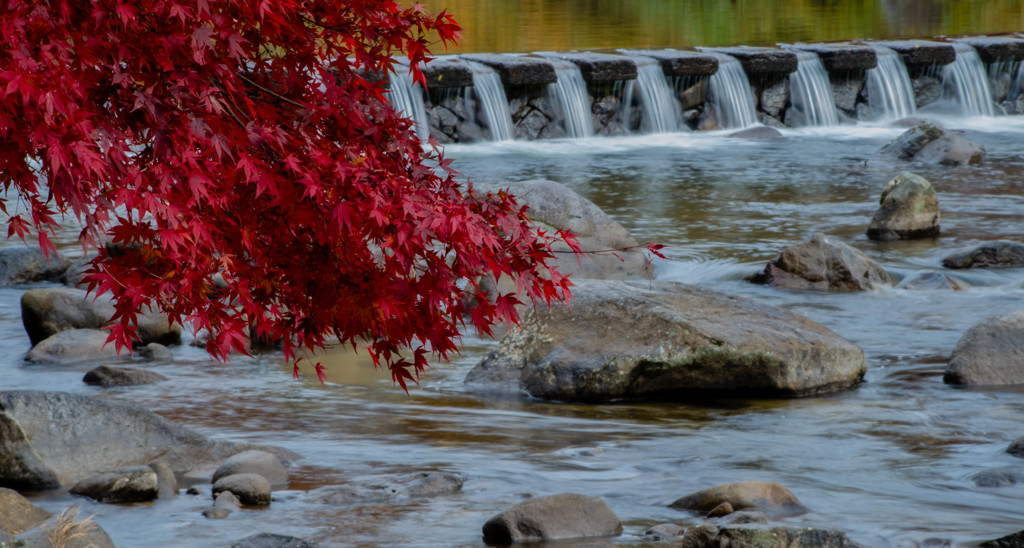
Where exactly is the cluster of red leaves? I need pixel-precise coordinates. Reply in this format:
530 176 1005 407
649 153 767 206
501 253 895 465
0 0 575 389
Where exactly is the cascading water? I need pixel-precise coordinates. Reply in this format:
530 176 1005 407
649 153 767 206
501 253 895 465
704 52 758 129
463 60 515 141
543 58 595 138
623 55 682 133
387 68 429 141
787 51 839 126
942 42 996 116
865 45 917 121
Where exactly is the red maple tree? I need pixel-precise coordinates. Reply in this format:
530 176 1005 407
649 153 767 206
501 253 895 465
0 0 576 388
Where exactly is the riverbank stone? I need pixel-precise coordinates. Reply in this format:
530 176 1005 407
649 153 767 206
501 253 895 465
879 120 985 166
213 473 271 506
866 172 940 241
466 279 866 401
670 481 807 518
751 234 894 291
83 365 168 387
21 286 181 347
942 241 1024 269
944 310 1024 386
482 493 622 544
681 525 864 548
69 465 158 503
213 450 289 489
0 247 71 286
0 487 51 533
0 390 281 489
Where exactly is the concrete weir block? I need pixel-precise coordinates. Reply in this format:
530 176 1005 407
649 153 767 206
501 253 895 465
870 40 956 68
461 54 557 86
954 36 1024 64
625 49 718 77
421 56 474 88
787 42 878 71
704 46 798 75
537 52 637 82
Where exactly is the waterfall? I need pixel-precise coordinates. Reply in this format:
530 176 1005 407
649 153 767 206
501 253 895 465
942 42 996 116
463 60 515 141
618 79 636 131
387 68 429 141
865 45 916 121
543 59 595 138
787 51 839 126
625 55 683 133
704 52 758 129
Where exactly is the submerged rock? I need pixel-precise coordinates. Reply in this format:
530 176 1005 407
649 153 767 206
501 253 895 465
25 329 121 364
942 241 1024 269
482 493 622 544
945 310 1024 386
896 271 968 291
866 172 940 241
0 247 71 286
83 365 168 387
310 472 463 505
879 120 985 166
680 525 864 548
69 465 159 503
466 279 866 402
669 481 807 518
213 473 271 506
751 234 894 291
228 533 323 548
728 126 784 140
971 466 1024 488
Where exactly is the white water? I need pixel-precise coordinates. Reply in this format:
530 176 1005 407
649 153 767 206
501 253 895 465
387 68 430 141
865 45 917 121
704 52 758 129
463 60 515 141
943 42 996 117
543 58 595 138
625 55 683 133
787 51 840 126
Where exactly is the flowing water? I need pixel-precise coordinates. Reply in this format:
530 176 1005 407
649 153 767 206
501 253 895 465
942 42 997 117
541 57 596 138
865 45 917 121
11 113 1024 547
464 61 515 141
622 54 683 134
387 68 430 141
704 52 759 129
787 51 840 127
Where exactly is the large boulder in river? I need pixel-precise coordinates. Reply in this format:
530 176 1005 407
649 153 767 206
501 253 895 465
879 120 985 166
473 179 653 282
944 310 1024 386
0 390 277 490
465 279 866 402
866 172 940 241
942 241 1024 269
670 481 807 518
21 287 181 346
751 234 894 291
681 525 863 548
0 247 71 285
482 493 622 544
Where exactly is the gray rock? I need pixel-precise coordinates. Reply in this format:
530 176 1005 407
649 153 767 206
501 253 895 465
202 507 232 519
756 112 786 129
831 77 864 113
69 465 158 503
149 460 177 498
26 329 120 364
681 525 863 548
138 342 173 361
643 523 685 541
0 487 51 534
421 56 473 88
790 43 878 71
1008 437 1024 458
971 466 1024 487
670 481 807 518
632 49 719 77
991 71 1014 103
213 473 271 506
680 79 709 110
310 472 463 504
751 234 894 291
728 126 784 140
945 310 1024 386
0 247 71 286
896 271 968 291
879 121 985 166
0 390 280 489
544 52 637 82
213 450 289 489
867 172 940 241
943 241 1024 269
204 490 241 518
21 287 181 347
706 47 798 75
461 54 556 86
759 79 789 118
228 533 323 548
83 365 167 387
873 40 956 68
482 493 622 544
956 36 1024 64
912 76 943 108
721 510 769 525
466 279 866 401
979 529 1024 548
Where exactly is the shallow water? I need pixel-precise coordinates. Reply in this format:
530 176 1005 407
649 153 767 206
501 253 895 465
8 113 1024 547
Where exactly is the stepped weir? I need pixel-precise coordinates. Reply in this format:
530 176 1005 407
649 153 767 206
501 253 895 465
387 34 1024 143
